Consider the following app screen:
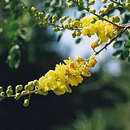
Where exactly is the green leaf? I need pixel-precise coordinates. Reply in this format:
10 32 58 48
57 32 63 42
113 41 122 48
112 50 123 56
122 50 129 58
43 2 50 8
75 38 82 44
128 56 130 62
128 34 130 40
8 45 21 69
79 13 86 19
10 22 19 30
124 41 130 48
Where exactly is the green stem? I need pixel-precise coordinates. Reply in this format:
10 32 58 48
1 89 39 99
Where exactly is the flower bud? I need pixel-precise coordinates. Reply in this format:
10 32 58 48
66 0 71 2
53 27 59 32
67 2 73 8
25 82 34 91
72 20 80 27
0 87 3 93
23 99 30 107
88 0 95 6
15 85 23 93
64 24 69 29
7 85 12 90
15 93 21 100
0 92 5 96
89 56 97 67
67 18 72 23
24 84 30 90
76 31 81 36
113 3 118 7
44 13 50 20
112 16 120 23
72 32 76 38
6 89 13 96
33 80 39 86
59 16 66 24
89 9 96 14
31 7 36 12
108 3 114 10
21 90 26 95
91 41 98 49
52 15 57 24
102 0 107 3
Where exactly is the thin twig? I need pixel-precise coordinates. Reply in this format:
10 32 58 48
94 26 129 55
109 0 125 7
84 7 122 28
0 89 39 98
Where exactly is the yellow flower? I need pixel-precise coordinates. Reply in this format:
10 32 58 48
82 27 89 36
91 41 99 49
38 56 97 95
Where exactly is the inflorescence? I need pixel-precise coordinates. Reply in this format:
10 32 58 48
0 0 129 107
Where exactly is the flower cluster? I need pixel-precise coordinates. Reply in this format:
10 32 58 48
1 0 129 107
38 56 97 95
81 15 120 49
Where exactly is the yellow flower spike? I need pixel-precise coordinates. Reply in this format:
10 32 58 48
81 67 90 77
38 56 98 95
91 41 99 49
82 27 89 36
89 56 97 67
76 56 84 62
53 85 66 95
87 24 97 35
80 17 90 27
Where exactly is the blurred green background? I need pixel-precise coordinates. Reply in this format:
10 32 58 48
0 0 130 130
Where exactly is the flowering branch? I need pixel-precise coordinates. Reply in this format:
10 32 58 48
0 0 129 107
84 7 122 28
94 25 129 55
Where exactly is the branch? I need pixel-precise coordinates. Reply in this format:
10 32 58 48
0 89 39 99
109 0 125 7
94 24 129 55
84 7 122 28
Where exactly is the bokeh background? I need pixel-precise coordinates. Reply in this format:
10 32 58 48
0 0 130 130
